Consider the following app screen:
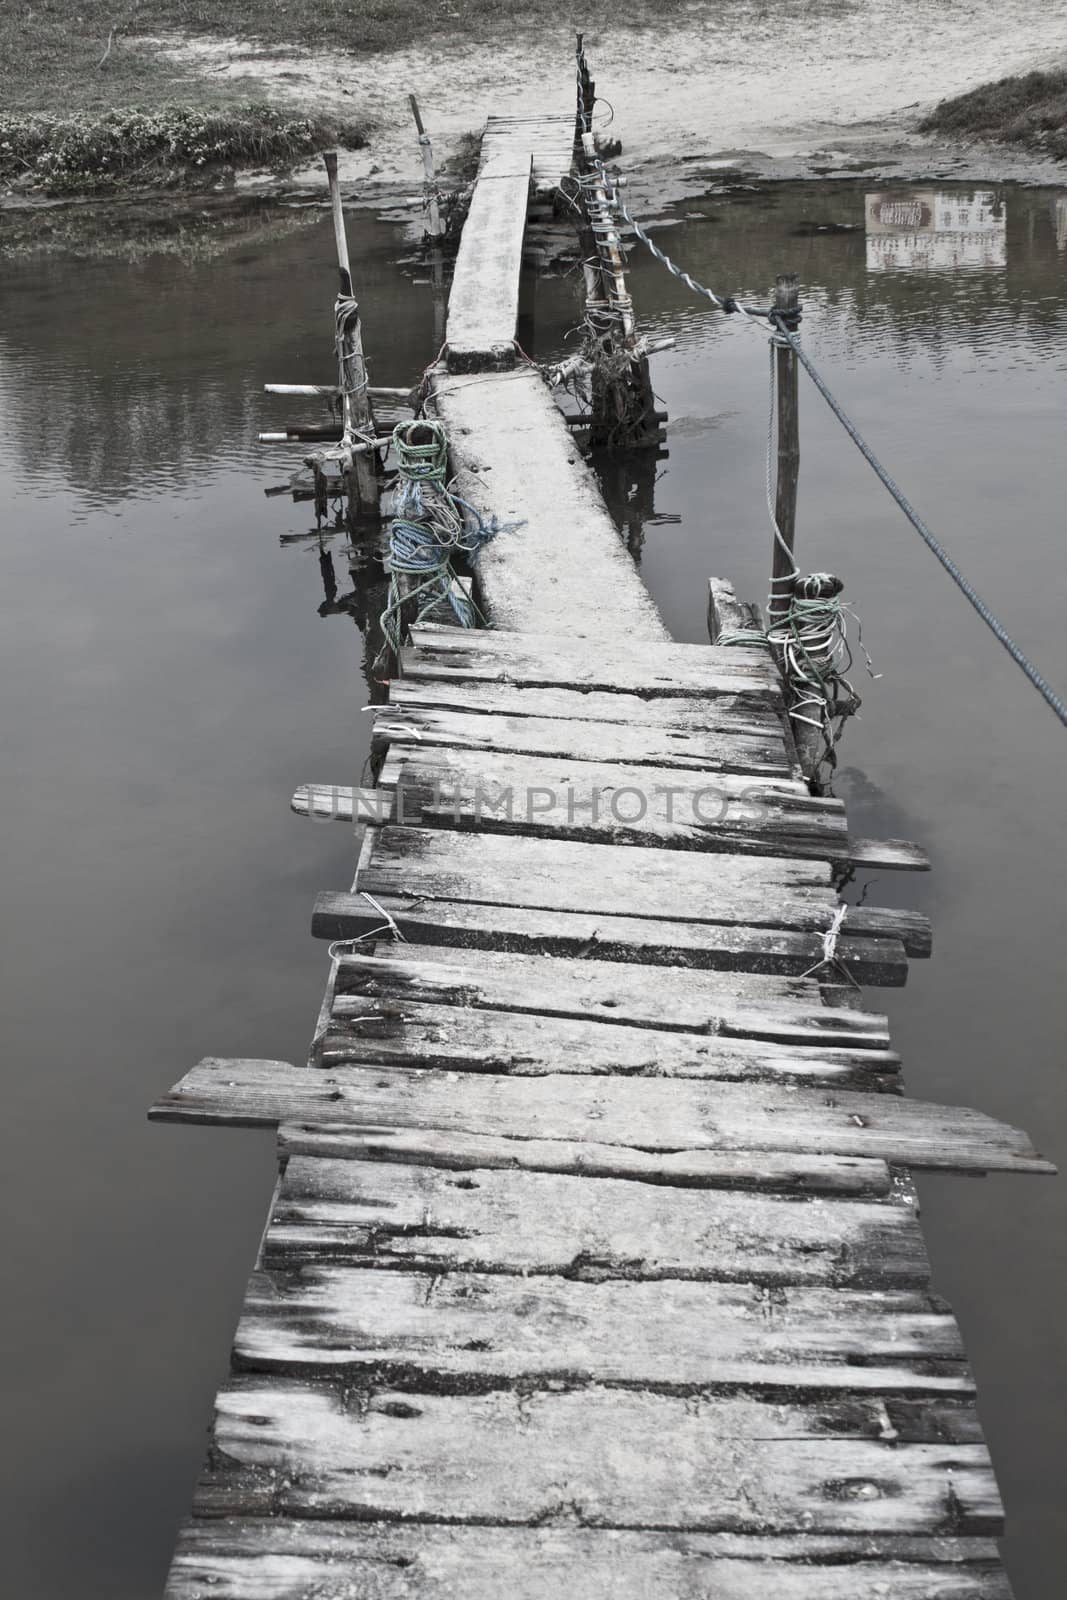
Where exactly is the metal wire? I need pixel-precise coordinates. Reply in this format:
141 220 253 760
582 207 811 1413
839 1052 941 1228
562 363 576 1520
769 313 1067 730
589 153 1067 732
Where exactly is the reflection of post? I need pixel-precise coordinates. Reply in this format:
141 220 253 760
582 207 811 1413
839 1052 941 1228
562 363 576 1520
323 149 380 520
770 272 800 624
409 94 443 241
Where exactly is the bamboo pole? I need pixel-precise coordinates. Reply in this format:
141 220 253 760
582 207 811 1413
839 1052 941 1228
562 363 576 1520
409 94 443 240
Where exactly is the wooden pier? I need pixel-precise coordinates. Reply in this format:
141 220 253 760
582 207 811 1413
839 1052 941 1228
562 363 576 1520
151 102 1052 1599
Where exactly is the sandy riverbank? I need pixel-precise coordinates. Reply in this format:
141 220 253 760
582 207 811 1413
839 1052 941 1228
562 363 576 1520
142 0 1067 204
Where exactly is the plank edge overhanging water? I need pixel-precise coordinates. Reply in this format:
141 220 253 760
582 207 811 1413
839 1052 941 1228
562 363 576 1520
148 100 1051 1600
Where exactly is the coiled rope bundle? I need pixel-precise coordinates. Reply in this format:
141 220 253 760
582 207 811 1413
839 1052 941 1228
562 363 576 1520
766 574 873 777
378 420 508 661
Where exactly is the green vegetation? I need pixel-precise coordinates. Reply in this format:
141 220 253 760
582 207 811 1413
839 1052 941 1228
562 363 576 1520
0 106 366 194
920 69 1067 161
0 4 371 194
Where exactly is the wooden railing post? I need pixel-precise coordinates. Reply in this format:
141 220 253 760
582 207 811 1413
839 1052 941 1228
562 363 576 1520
769 272 800 623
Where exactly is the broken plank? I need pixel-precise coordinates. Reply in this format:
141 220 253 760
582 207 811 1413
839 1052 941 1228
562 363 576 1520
402 623 780 700
849 837 931 872
264 1155 927 1285
164 1521 1011 1600
321 1001 901 1089
200 1378 997 1533
233 1265 972 1393
386 674 785 735
373 702 792 775
149 1059 1055 1175
332 944 892 1045
379 745 851 861
278 1124 895 1196
291 783 393 822
312 890 910 984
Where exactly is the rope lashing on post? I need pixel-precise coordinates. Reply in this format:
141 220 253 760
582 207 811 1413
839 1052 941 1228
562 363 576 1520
334 297 372 436
767 574 875 777
378 420 515 660
800 904 860 988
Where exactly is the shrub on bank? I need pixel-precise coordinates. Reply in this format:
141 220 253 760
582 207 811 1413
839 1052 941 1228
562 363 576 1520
920 69 1067 160
0 104 368 194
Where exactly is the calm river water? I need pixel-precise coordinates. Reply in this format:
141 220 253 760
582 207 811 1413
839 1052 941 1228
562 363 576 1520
1 180 1065 1597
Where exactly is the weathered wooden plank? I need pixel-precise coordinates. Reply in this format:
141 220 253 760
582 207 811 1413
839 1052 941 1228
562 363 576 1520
850 837 931 872
200 1379 997 1533
360 826 837 924
164 1521 1012 1600
332 945 892 1045
278 1124 896 1197
374 701 793 775
233 1265 972 1393
386 674 785 735
428 370 670 639
150 1059 1056 1175
264 1156 927 1285
378 746 851 861
291 783 392 822
355 827 933 957
445 149 532 371
402 623 780 699
322 1001 901 1089
312 890 911 984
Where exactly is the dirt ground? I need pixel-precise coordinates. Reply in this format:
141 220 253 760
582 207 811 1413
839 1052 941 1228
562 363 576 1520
141 0 1067 202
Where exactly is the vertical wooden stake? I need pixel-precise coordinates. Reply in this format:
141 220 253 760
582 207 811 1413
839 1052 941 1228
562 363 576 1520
769 271 800 623
323 149 353 297
323 149 380 519
409 94 443 241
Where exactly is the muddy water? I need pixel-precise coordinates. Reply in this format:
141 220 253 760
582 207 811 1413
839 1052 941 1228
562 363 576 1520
1 183 1064 1597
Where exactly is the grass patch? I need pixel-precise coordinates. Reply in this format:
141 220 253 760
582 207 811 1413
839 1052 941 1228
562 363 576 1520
1 105 367 194
919 69 1067 160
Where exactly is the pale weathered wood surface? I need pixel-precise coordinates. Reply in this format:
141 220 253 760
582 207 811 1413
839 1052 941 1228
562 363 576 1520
233 1266 974 1394
378 744 852 860
264 1155 927 1285
200 1378 998 1532
428 370 671 640
445 148 532 370
402 624 780 699
480 112 576 192
150 1059 1055 1174
373 700 793 775
321 1001 901 1089
277 1123 896 1196
387 674 785 734
332 944 891 1043
312 889 911 983
164 1521 1012 1600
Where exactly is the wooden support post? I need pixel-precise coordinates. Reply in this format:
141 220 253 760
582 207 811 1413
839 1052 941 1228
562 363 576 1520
323 149 353 298
409 94 443 241
323 149 382 522
769 272 800 624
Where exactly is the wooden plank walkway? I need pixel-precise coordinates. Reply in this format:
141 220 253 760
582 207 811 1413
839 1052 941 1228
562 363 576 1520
150 109 1052 1600
153 619 1051 1598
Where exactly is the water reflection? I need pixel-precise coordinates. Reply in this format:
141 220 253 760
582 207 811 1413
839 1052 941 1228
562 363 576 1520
865 190 1007 272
